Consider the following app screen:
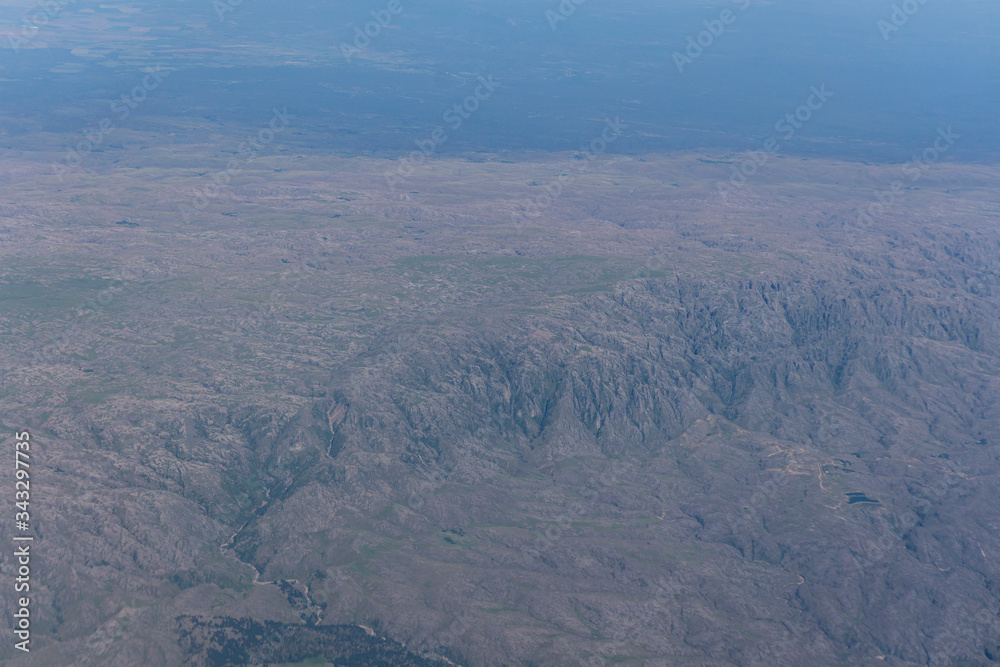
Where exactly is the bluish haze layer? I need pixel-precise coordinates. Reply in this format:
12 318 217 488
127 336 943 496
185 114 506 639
0 0 997 161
